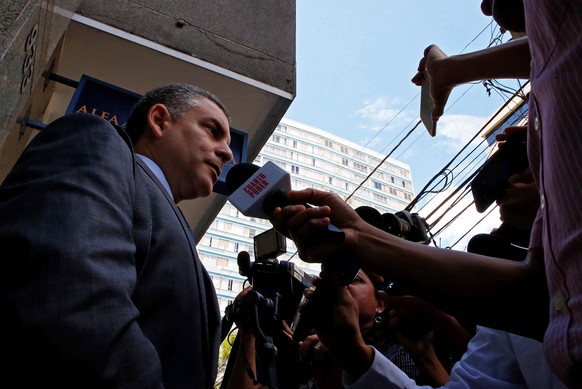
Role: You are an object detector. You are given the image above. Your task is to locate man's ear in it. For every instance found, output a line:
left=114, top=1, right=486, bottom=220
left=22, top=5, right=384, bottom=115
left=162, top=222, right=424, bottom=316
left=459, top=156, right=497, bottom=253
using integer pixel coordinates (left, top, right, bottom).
left=146, top=103, right=172, bottom=139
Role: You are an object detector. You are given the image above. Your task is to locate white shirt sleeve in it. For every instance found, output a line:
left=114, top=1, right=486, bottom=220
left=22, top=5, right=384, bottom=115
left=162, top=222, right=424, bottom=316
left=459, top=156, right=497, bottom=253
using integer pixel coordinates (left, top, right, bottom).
left=342, top=326, right=561, bottom=389
left=342, top=347, right=431, bottom=389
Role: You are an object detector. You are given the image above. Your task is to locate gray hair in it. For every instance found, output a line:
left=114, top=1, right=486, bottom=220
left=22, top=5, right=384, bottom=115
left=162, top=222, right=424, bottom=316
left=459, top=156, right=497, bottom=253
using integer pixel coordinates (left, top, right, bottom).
left=124, top=83, right=230, bottom=145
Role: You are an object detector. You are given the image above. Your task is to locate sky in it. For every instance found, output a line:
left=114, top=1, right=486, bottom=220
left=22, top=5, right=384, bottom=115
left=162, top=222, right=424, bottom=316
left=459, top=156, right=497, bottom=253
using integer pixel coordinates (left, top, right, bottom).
left=283, top=1, right=525, bottom=250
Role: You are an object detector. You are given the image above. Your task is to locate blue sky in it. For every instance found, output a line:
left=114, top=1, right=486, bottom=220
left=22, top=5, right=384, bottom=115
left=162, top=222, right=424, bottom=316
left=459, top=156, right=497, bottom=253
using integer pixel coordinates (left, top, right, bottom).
left=284, top=1, right=525, bottom=248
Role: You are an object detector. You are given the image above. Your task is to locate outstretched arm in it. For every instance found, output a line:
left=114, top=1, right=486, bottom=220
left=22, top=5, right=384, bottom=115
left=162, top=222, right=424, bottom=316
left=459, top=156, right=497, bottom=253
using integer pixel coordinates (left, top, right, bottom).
left=411, top=38, right=530, bottom=122
left=270, top=188, right=548, bottom=341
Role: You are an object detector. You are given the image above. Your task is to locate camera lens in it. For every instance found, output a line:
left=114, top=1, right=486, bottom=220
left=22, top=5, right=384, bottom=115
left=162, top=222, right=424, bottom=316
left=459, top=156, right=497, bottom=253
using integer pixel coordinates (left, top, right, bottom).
left=382, top=213, right=411, bottom=237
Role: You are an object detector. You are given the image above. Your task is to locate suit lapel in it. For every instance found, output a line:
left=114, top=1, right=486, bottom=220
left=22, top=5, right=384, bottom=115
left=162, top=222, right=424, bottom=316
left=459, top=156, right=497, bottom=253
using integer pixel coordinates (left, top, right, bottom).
left=135, top=158, right=212, bottom=360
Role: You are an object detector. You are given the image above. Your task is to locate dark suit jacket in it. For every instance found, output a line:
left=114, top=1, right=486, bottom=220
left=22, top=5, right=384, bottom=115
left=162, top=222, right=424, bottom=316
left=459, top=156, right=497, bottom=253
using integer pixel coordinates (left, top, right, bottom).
left=0, top=113, right=221, bottom=388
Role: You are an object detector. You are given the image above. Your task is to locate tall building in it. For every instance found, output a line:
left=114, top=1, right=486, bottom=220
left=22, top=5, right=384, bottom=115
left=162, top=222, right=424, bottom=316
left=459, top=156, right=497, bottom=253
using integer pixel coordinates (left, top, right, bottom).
left=198, top=117, right=416, bottom=314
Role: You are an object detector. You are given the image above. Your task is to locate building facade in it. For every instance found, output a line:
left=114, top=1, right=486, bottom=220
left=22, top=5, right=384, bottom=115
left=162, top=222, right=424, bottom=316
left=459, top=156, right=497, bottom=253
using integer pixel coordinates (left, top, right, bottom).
left=199, top=117, right=416, bottom=314
left=0, top=1, right=296, bottom=239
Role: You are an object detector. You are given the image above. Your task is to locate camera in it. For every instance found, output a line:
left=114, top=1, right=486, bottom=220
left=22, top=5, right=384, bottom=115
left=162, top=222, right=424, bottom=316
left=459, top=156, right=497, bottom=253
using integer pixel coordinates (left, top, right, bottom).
left=238, top=228, right=314, bottom=312
left=223, top=228, right=315, bottom=388
left=355, top=206, right=430, bottom=244
left=383, top=210, right=430, bottom=244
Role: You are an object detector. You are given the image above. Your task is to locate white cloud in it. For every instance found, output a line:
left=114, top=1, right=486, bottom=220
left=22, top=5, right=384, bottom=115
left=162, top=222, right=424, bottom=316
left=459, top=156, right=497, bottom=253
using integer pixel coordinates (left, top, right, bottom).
left=436, top=114, right=488, bottom=150
left=355, top=97, right=415, bottom=131
left=353, top=100, right=489, bottom=157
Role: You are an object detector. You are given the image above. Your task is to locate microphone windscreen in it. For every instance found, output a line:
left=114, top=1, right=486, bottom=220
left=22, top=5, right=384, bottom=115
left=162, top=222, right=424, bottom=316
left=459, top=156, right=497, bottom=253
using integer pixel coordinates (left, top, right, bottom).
left=237, top=250, right=251, bottom=276
left=226, top=163, right=260, bottom=194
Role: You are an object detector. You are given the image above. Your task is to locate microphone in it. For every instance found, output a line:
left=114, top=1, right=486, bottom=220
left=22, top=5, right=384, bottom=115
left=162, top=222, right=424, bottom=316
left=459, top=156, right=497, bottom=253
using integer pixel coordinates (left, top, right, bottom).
left=226, top=161, right=345, bottom=244
left=237, top=250, right=251, bottom=277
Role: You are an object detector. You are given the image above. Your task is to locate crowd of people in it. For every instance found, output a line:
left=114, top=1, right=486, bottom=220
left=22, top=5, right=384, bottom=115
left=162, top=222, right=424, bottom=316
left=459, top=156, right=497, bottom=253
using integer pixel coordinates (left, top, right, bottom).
left=1, top=0, right=581, bottom=388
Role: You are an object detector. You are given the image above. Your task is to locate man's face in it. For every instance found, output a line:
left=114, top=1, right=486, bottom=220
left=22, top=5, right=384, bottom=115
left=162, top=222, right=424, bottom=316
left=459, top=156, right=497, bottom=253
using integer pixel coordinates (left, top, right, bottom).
left=481, top=0, right=526, bottom=33
left=160, top=97, right=233, bottom=202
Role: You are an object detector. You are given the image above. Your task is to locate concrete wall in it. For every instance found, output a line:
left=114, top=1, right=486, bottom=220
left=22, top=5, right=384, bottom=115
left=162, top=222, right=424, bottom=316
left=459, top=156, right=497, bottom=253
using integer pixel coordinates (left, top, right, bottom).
left=0, top=0, right=82, bottom=162
left=76, top=0, right=296, bottom=95
left=0, top=0, right=296, bottom=181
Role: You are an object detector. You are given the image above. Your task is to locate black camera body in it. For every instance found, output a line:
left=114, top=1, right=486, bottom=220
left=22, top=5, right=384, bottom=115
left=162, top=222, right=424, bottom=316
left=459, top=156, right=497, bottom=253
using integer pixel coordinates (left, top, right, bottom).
left=383, top=210, right=430, bottom=244
left=224, top=228, right=315, bottom=388
left=237, top=229, right=314, bottom=322
left=355, top=206, right=430, bottom=244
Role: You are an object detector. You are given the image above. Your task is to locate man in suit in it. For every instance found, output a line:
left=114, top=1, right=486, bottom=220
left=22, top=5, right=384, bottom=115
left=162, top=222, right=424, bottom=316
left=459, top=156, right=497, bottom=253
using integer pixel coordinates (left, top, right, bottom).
left=0, top=84, right=233, bottom=388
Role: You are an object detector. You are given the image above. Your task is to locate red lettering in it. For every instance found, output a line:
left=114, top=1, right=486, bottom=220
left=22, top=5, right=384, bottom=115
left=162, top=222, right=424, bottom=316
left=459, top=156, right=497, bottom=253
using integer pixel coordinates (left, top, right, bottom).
left=243, top=187, right=256, bottom=198
left=243, top=173, right=270, bottom=198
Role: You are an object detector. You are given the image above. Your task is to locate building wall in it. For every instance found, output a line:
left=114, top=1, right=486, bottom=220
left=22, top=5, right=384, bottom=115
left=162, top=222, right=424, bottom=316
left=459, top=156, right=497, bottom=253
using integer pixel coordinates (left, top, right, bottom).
left=0, top=0, right=82, bottom=160
left=200, top=118, right=416, bottom=315
left=76, top=0, right=296, bottom=95
left=0, top=1, right=296, bottom=182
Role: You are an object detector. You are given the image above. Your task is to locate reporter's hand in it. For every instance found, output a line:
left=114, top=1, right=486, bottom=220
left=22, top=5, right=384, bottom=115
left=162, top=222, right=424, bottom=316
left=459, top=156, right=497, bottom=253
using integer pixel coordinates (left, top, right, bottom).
left=299, top=274, right=374, bottom=380
left=494, top=125, right=527, bottom=144
left=232, top=286, right=255, bottom=332
left=411, top=44, right=453, bottom=122
left=269, top=189, right=367, bottom=263
left=496, top=167, right=539, bottom=231
left=494, top=125, right=539, bottom=231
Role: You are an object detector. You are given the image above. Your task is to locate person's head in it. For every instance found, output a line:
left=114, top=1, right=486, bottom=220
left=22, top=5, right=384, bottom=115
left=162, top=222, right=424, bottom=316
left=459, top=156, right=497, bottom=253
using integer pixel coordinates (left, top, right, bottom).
left=347, top=269, right=386, bottom=332
left=480, top=0, right=526, bottom=33
left=125, top=83, right=234, bottom=202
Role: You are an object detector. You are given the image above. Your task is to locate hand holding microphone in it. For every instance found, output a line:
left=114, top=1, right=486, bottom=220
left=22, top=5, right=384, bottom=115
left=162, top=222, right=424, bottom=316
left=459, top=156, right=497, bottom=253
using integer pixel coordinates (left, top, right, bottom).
left=226, top=161, right=345, bottom=245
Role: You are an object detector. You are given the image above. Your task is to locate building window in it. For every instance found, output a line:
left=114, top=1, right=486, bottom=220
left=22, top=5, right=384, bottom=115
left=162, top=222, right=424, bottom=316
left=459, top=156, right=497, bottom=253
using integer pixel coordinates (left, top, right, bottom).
left=312, top=158, right=316, bottom=166
left=373, top=193, right=387, bottom=203
left=328, top=176, right=333, bottom=184
left=389, top=187, right=397, bottom=196
left=342, top=157, right=349, bottom=166
left=293, top=140, right=297, bottom=148
left=402, top=180, right=406, bottom=188
left=218, top=238, right=229, bottom=249
left=373, top=181, right=382, bottom=190
left=273, top=135, right=280, bottom=143
left=353, top=162, right=368, bottom=172
left=325, top=139, right=333, bottom=148
left=391, top=176, right=395, bottom=184
left=227, top=279, right=233, bottom=291
left=340, top=146, right=348, bottom=154
left=292, top=165, right=299, bottom=174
